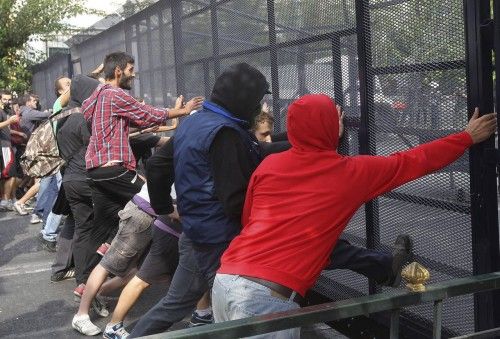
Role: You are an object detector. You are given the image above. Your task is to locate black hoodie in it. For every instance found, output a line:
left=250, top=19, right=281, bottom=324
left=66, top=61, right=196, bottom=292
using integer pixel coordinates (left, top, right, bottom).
left=56, top=75, right=100, bottom=182
left=210, top=63, right=270, bottom=123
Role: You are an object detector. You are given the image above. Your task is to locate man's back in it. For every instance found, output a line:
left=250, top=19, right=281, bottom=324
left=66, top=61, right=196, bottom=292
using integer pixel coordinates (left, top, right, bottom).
left=57, top=113, right=90, bottom=182
left=82, top=84, right=168, bottom=171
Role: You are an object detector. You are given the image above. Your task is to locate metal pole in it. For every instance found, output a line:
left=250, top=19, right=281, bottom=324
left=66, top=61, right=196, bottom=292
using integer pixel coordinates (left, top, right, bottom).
left=209, top=0, right=220, bottom=77
left=267, top=0, right=282, bottom=132
left=390, top=309, right=400, bottom=339
left=463, top=0, right=500, bottom=331
left=171, top=0, right=186, bottom=95
left=355, top=0, right=381, bottom=296
left=433, top=300, right=443, bottom=339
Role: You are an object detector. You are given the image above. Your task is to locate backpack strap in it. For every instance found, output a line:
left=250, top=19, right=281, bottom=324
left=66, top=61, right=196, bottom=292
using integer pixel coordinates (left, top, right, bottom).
left=50, top=107, right=81, bottom=121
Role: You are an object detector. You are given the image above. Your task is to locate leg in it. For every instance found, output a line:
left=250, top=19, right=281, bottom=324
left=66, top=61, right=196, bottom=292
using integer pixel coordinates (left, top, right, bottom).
left=3, top=177, right=15, bottom=201
left=327, top=236, right=412, bottom=286
left=196, top=291, right=210, bottom=310
left=18, top=179, right=39, bottom=205
left=109, top=227, right=178, bottom=325
left=129, top=234, right=208, bottom=337
left=51, top=214, right=75, bottom=278
left=34, top=175, right=53, bottom=218
left=99, top=268, right=137, bottom=296
left=40, top=211, right=63, bottom=242
left=327, top=238, right=393, bottom=284
left=189, top=291, right=213, bottom=327
left=110, top=275, right=150, bottom=325
left=64, top=180, right=96, bottom=285
left=40, top=174, right=60, bottom=223
left=76, top=264, right=109, bottom=316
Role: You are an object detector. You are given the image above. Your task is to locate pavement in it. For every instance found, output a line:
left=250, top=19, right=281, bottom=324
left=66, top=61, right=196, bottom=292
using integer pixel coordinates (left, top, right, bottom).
left=0, top=209, right=346, bottom=338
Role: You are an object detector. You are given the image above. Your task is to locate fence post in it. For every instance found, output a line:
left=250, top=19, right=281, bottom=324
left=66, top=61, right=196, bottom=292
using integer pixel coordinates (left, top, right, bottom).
left=463, top=0, right=500, bottom=332
left=355, top=0, right=381, bottom=296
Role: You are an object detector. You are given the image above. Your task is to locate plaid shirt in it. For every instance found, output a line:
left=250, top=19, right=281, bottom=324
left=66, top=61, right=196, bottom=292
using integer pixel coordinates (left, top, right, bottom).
left=82, top=84, right=169, bottom=171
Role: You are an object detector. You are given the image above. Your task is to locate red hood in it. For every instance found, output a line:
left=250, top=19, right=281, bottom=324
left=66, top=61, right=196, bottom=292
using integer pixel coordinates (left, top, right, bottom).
left=287, top=94, right=339, bottom=152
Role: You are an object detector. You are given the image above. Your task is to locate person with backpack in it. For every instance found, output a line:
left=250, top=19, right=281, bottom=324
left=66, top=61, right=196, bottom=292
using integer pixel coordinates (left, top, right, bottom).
left=51, top=74, right=101, bottom=284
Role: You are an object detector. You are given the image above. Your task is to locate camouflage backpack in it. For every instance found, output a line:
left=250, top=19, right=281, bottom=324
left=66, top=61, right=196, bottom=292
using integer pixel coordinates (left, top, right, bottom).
left=21, top=108, right=80, bottom=178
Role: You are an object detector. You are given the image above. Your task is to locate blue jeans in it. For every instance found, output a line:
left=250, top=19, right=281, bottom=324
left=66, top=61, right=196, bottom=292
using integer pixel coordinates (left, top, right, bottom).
left=34, top=172, right=62, bottom=223
left=41, top=211, right=63, bottom=242
left=212, top=273, right=300, bottom=338
left=38, top=172, right=63, bottom=242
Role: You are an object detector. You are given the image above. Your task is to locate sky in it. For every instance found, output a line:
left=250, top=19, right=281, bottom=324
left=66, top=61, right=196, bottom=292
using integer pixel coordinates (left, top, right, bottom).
left=29, top=0, right=128, bottom=56
left=66, top=0, right=128, bottom=28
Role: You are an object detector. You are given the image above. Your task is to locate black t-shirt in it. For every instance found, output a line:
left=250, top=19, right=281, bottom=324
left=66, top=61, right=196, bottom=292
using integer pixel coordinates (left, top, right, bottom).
left=130, top=133, right=161, bottom=162
left=0, top=109, right=12, bottom=147
left=56, top=113, right=90, bottom=182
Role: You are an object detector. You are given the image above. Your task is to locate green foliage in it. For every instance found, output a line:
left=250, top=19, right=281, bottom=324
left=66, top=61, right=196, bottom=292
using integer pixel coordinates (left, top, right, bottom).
left=0, top=0, right=98, bottom=93
left=0, top=49, right=38, bottom=94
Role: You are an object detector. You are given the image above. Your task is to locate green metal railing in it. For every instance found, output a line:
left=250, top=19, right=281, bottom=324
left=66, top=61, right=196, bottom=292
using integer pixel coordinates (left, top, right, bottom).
left=142, top=272, right=500, bottom=339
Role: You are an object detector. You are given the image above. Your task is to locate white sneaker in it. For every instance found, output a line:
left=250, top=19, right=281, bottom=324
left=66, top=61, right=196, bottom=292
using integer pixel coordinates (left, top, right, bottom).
left=13, top=202, right=28, bottom=215
left=72, top=314, right=101, bottom=336
left=30, top=214, right=42, bottom=224
left=91, top=295, right=109, bottom=317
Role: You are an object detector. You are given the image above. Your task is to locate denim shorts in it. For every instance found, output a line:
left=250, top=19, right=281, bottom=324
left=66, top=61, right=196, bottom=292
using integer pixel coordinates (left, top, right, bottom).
left=100, top=201, right=153, bottom=277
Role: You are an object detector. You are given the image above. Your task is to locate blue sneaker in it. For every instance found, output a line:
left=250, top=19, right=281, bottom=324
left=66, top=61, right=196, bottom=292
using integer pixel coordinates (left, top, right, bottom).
left=188, top=311, right=213, bottom=327
left=103, top=321, right=129, bottom=339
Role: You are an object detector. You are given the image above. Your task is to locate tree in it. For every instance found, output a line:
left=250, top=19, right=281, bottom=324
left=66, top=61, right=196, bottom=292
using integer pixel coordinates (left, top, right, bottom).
left=0, top=0, right=98, bottom=93
left=121, top=0, right=157, bottom=18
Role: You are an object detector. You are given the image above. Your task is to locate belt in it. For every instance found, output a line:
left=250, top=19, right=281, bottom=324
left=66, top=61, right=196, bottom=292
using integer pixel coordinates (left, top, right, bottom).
left=242, top=276, right=303, bottom=303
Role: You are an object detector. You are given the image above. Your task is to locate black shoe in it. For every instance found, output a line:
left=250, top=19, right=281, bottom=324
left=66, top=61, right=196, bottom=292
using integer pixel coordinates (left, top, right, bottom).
left=189, top=311, right=213, bottom=327
left=38, top=234, right=57, bottom=252
left=51, top=268, right=75, bottom=282
left=385, top=234, right=413, bottom=287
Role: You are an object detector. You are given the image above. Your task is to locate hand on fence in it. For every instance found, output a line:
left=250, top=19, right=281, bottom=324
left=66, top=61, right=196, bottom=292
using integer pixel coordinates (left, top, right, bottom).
left=184, top=96, right=204, bottom=113
left=465, top=107, right=497, bottom=144
left=174, top=95, right=184, bottom=110
left=337, top=104, right=345, bottom=138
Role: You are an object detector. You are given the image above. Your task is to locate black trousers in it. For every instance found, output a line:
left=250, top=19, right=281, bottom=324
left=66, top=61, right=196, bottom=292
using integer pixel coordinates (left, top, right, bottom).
left=63, top=180, right=96, bottom=285
left=51, top=214, right=75, bottom=276
left=86, top=166, right=144, bottom=274
left=327, top=238, right=393, bottom=284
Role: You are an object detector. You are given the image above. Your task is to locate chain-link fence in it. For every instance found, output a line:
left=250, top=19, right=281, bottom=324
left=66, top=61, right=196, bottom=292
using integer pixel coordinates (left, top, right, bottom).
left=31, top=0, right=499, bottom=337
left=31, top=53, right=71, bottom=110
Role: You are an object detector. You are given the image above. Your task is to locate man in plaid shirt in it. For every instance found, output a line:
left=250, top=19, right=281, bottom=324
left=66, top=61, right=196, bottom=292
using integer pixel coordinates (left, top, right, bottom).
left=73, top=52, right=202, bottom=326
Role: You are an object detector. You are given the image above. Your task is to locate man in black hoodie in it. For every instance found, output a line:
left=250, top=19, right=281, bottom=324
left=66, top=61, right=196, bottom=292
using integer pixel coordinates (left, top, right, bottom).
left=130, top=63, right=267, bottom=337
left=55, top=75, right=102, bottom=293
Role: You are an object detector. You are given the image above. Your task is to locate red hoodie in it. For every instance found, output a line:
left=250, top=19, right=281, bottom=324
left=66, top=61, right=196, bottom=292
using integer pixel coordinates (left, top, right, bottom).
left=218, top=94, right=473, bottom=297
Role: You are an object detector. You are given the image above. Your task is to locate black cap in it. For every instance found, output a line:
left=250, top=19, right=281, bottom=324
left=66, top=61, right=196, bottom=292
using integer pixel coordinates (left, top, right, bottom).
left=210, top=63, right=270, bottom=123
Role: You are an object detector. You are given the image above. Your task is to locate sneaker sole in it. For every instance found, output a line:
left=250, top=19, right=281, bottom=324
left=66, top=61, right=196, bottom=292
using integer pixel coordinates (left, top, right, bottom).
left=72, top=322, right=101, bottom=336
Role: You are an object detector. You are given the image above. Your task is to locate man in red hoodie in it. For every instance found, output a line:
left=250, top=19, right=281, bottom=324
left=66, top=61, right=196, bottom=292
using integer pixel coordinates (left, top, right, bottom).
left=213, top=94, right=496, bottom=337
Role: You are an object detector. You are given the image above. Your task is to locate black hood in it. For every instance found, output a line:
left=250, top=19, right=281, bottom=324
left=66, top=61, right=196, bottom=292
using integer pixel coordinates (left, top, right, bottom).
left=67, top=75, right=100, bottom=109
left=210, top=63, right=270, bottom=123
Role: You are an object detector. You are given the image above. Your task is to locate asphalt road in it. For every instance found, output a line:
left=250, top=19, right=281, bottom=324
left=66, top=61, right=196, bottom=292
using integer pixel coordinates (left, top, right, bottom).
left=0, top=211, right=174, bottom=338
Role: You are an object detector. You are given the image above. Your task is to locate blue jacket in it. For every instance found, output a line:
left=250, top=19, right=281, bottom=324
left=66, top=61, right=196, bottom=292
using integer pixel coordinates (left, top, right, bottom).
left=174, top=101, right=261, bottom=244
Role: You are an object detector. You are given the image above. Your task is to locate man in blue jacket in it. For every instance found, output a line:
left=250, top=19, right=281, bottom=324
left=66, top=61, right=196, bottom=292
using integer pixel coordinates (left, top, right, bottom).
left=130, top=63, right=268, bottom=336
